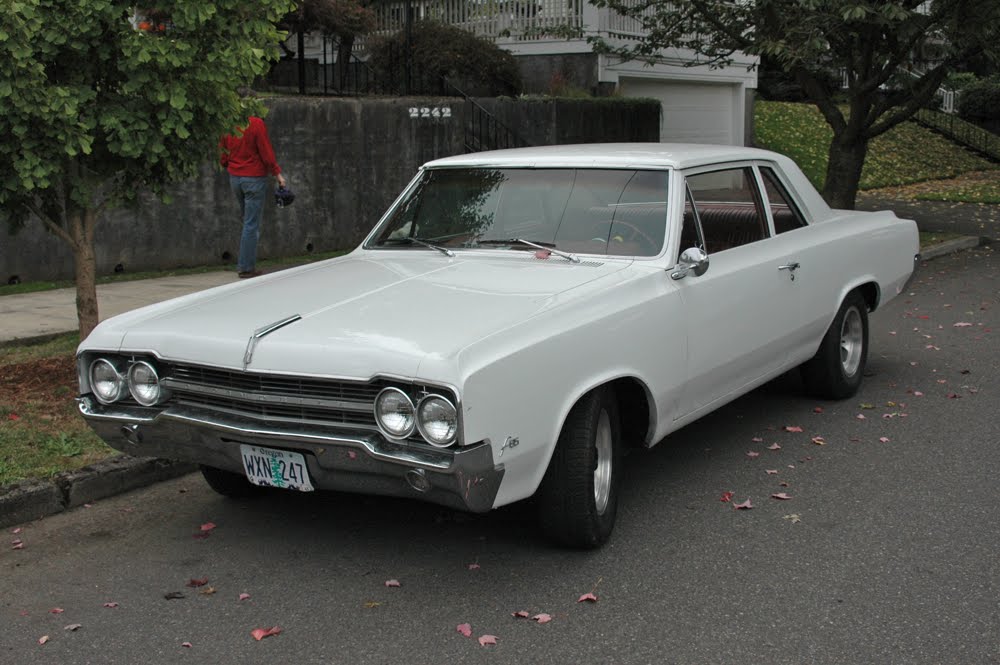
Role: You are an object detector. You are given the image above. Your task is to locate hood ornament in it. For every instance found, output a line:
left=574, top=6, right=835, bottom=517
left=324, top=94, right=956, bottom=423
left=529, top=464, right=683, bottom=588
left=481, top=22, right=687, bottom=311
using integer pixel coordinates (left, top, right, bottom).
left=243, top=314, right=302, bottom=370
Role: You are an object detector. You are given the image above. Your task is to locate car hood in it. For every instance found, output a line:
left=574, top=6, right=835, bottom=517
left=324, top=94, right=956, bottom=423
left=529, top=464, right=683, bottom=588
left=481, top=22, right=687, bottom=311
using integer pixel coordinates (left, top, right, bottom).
left=91, top=252, right=631, bottom=379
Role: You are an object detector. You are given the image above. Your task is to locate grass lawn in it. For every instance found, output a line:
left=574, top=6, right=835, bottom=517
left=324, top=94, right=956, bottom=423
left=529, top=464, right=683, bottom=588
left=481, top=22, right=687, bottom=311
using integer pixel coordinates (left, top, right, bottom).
left=754, top=101, right=999, bottom=192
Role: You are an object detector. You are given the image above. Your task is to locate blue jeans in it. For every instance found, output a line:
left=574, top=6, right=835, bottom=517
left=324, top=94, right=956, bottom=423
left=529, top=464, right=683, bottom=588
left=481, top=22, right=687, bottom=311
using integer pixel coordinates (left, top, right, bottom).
left=230, top=175, right=268, bottom=272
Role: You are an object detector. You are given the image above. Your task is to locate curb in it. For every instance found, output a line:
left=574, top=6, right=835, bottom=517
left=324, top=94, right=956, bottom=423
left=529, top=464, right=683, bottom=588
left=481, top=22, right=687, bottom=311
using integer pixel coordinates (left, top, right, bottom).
left=0, top=235, right=986, bottom=529
left=0, top=456, right=196, bottom=529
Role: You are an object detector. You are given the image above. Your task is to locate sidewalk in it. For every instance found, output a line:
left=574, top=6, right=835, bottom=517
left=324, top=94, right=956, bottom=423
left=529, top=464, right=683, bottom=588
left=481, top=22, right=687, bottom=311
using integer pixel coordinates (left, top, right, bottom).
left=0, top=271, right=239, bottom=344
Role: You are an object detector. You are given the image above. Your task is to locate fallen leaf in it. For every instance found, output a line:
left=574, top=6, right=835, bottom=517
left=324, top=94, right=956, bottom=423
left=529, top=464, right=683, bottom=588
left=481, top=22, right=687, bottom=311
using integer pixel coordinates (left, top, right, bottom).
left=512, top=610, right=530, bottom=618
left=771, top=493, right=793, bottom=500
left=467, top=563, right=480, bottom=570
left=64, top=624, right=82, bottom=632
left=198, top=586, right=217, bottom=596
left=384, top=579, right=401, bottom=588
left=813, top=407, right=824, bottom=413
left=947, top=393, right=961, bottom=399
left=186, top=578, right=208, bottom=588
left=347, top=450, right=357, bottom=460
left=200, top=522, right=217, bottom=532
left=751, top=437, right=764, bottom=442
left=8, top=413, right=20, bottom=421
left=578, top=592, right=599, bottom=603
left=164, top=592, right=185, bottom=600
left=250, top=626, right=282, bottom=641
left=457, top=623, right=472, bottom=637
left=38, top=636, right=49, bottom=645
left=103, top=602, right=119, bottom=609
left=746, top=451, right=761, bottom=458
left=953, top=322, right=973, bottom=327
left=856, top=414, right=866, bottom=420
left=363, top=601, right=381, bottom=609
left=181, top=642, right=193, bottom=648
left=720, top=490, right=734, bottom=503
left=811, top=436, right=826, bottom=445
left=734, top=499, right=753, bottom=510
left=784, top=425, right=803, bottom=433
left=879, top=437, right=890, bottom=443
left=859, top=403, right=874, bottom=409
left=238, top=593, right=251, bottom=602
left=767, top=443, right=781, bottom=450
left=478, top=635, right=498, bottom=646
left=532, top=613, right=553, bottom=624
left=783, top=514, right=801, bottom=524
left=765, top=469, right=778, bottom=475
left=49, top=608, right=64, bottom=614
left=11, top=527, right=21, bottom=534
left=12, top=540, right=24, bottom=550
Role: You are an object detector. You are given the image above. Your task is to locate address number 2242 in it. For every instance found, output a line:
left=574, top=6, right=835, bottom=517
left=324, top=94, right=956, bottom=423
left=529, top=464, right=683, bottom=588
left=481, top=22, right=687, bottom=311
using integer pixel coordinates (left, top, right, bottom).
left=409, top=107, right=452, bottom=119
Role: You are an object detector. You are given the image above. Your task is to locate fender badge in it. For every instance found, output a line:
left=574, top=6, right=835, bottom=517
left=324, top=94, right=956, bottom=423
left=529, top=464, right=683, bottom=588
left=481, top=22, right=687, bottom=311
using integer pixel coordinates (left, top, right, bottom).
left=499, top=436, right=519, bottom=458
left=243, top=314, right=302, bottom=370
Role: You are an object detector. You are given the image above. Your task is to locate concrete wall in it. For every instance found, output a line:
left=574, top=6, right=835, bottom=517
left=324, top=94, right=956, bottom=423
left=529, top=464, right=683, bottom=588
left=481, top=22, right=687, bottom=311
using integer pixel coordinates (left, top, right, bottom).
left=2, top=96, right=658, bottom=282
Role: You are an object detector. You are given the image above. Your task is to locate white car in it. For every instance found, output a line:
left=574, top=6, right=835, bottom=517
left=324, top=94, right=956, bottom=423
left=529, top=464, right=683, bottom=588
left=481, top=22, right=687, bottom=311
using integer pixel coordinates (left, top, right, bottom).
left=77, top=144, right=919, bottom=547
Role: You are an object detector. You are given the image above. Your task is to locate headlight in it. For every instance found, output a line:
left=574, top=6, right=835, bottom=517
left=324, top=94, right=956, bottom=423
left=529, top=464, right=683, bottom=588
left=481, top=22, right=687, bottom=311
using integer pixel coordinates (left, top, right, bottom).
left=127, top=360, right=167, bottom=406
left=375, top=387, right=416, bottom=439
left=416, top=394, right=458, bottom=447
left=89, top=358, right=126, bottom=404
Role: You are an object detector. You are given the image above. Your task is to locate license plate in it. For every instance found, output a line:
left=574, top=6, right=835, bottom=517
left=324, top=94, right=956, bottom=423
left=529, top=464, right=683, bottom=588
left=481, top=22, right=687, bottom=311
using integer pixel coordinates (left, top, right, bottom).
left=240, top=444, right=314, bottom=492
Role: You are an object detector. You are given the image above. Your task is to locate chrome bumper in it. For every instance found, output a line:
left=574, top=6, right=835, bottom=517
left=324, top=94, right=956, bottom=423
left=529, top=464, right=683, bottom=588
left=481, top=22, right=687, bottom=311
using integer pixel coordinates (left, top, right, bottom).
left=78, top=397, right=503, bottom=513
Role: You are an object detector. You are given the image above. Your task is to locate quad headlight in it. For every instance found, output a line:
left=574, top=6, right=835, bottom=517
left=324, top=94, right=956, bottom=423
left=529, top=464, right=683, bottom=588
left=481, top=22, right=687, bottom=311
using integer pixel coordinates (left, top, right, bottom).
left=375, top=387, right=416, bottom=439
left=127, top=360, right=168, bottom=406
left=416, top=395, right=458, bottom=447
left=89, top=358, right=126, bottom=404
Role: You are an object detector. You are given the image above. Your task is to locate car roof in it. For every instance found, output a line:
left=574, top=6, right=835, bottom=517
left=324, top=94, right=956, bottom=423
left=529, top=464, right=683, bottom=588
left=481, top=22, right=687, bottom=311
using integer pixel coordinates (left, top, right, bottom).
left=423, top=143, right=785, bottom=170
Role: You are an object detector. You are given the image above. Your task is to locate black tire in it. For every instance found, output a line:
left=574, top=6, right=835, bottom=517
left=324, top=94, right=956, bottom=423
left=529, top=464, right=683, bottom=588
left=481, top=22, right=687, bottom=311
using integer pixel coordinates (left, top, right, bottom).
left=801, top=290, right=869, bottom=399
left=200, top=465, right=265, bottom=498
left=536, top=387, right=622, bottom=549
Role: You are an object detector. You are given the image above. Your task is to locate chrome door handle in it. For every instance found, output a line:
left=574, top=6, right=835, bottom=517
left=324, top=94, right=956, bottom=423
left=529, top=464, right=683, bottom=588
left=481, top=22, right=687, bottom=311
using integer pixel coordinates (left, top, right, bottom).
left=778, top=262, right=800, bottom=280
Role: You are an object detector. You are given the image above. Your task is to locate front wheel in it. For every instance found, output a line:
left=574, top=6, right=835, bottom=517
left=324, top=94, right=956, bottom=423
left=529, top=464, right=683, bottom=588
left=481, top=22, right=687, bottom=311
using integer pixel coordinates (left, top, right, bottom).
left=801, top=290, right=869, bottom=399
left=536, top=387, right=622, bottom=549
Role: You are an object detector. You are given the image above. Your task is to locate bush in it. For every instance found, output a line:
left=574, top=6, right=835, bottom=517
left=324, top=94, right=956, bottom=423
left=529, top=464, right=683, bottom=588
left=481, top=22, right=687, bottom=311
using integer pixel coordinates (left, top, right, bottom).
left=367, top=21, right=522, bottom=97
left=958, top=77, right=1000, bottom=122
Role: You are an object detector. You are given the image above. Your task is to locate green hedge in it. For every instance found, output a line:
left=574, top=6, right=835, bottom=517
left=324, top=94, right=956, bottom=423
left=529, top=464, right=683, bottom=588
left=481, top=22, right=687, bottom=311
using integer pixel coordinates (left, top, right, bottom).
left=958, top=77, right=1000, bottom=122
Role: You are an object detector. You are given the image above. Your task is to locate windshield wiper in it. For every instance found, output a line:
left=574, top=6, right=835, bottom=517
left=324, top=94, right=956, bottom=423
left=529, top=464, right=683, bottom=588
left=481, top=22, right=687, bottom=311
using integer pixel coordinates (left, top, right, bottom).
left=476, top=238, right=579, bottom=264
left=380, top=236, right=454, bottom=257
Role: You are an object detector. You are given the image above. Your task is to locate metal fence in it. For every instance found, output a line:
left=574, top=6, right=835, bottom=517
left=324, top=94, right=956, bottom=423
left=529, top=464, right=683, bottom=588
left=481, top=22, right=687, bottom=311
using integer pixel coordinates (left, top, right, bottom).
left=914, top=109, right=1000, bottom=162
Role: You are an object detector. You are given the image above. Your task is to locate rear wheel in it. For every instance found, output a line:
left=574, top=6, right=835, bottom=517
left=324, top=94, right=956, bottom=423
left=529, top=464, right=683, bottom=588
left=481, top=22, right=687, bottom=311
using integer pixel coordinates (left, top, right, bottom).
left=536, top=387, right=622, bottom=549
left=200, top=465, right=265, bottom=498
left=801, top=290, right=869, bottom=399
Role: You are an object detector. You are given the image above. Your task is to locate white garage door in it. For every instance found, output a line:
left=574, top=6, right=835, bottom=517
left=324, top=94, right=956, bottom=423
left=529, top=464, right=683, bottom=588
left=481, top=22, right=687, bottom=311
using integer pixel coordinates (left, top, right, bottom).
left=621, top=78, right=740, bottom=145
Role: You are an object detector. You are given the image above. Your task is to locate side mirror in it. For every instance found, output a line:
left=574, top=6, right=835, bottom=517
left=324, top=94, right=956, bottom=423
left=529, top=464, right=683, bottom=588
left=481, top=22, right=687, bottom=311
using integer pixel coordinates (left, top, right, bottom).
left=670, top=247, right=709, bottom=281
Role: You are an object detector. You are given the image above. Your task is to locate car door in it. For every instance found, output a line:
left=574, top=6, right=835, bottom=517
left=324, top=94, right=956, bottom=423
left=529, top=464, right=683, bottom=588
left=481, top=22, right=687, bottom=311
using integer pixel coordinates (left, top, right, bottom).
left=673, top=165, right=802, bottom=418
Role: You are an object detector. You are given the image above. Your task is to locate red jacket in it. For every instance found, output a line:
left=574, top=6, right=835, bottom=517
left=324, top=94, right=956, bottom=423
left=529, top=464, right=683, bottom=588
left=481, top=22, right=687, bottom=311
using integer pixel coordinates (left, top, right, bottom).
left=219, top=117, right=282, bottom=177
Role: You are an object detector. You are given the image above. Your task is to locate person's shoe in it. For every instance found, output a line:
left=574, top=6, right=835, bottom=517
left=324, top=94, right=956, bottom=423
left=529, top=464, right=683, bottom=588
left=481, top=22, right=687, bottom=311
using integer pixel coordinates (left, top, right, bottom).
left=238, top=270, right=264, bottom=279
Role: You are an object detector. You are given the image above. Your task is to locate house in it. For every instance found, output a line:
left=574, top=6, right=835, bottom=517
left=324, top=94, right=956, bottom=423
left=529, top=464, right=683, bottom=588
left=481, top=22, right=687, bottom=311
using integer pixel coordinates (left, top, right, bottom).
left=287, top=0, right=758, bottom=146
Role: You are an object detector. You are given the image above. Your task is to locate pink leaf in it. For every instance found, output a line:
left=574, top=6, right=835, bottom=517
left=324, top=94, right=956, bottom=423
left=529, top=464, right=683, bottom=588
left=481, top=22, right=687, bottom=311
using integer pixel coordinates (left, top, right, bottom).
left=953, top=322, right=973, bottom=327
left=64, top=623, right=82, bottom=632
left=347, top=450, right=357, bottom=460
left=879, top=437, right=890, bottom=443
left=181, top=642, right=193, bottom=648
left=751, top=437, right=763, bottom=443
left=200, top=522, right=217, bottom=532
left=512, top=610, right=530, bottom=618
left=534, top=249, right=551, bottom=259
left=478, top=634, right=498, bottom=647
left=771, top=493, right=792, bottom=500
left=767, top=443, right=781, bottom=450
left=914, top=391, right=924, bottom=397
left=532, top=613, right=553, bottom=624
left=50, top=608, right=64, bottom=614
left=250, top=626, right=282, bottom=641
left=38, top=636, right=49, bottom=645
left=784, top=425, right=803, bottom=433
left=765, top=469, right=778, bottom=475
left=578, top=592, right=599, bottom=603
left=733, top=499, right=753, bottom=510
left=186, top=577, right=208, bottom=588
left=720, top=491, right=734, bottom=503
left=103, top=602, right=119, bottom=609
left=813, top=406, right=824, bottom=413
left=384, top=579, right=401, bottom=588
left=856, top=414, right=866, bottom=420
left=467, top=563, right=480, bottom=570
left=12, top=527, right=22, bottom=534
left=457, top=623, right=473, bottom=637
left=811, top=436, right=826, bottom=445
left=8, top=413, right=20, bottom=421
left=746, top=451, right=761, bottom=458
left=12, top=540, right=24, bottom=550
left=239, top=593, right=251, bottom=601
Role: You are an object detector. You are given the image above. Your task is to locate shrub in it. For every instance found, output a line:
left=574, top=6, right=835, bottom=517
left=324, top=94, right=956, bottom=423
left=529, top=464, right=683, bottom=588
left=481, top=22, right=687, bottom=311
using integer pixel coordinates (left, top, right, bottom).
left=367, top=21, right=522, bottom=97
left=958, top=77, right=1000, bottom=122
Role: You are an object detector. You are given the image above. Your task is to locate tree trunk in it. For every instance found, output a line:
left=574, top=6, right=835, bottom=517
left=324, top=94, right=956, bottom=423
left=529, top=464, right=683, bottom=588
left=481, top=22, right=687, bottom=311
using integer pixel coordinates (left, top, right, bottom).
left=70, top=209, right=99, bottom=339
left=821, top=132, right=869, bottom=210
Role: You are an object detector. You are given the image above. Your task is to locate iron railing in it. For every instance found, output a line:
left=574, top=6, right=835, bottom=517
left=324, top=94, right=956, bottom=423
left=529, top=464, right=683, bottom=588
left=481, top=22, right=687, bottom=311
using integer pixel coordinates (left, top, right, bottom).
left=914, top=109, right=1000, bottom=162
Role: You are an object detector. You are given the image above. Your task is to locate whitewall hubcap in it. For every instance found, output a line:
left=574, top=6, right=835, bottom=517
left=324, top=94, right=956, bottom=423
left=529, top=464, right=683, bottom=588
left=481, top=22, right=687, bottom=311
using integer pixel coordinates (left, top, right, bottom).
left=593, top=409, right=613, bottom=514
left=840, top=306, right=864, bottom=377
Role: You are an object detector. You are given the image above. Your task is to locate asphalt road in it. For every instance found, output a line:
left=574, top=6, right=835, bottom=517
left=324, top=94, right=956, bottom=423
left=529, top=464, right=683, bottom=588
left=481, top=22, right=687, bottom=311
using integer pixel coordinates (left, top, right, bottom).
left=2, top=248, right=998, bottom=665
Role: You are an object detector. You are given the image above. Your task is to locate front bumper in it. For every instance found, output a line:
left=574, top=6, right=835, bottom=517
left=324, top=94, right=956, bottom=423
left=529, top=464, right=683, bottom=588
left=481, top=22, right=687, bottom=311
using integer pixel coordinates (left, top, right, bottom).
left=78, top=397, right=503, bottom=512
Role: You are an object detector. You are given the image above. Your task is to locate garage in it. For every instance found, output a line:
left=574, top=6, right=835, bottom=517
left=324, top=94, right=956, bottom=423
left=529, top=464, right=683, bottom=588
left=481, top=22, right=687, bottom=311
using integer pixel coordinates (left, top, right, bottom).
left=620, top=78, right=743, bottom=146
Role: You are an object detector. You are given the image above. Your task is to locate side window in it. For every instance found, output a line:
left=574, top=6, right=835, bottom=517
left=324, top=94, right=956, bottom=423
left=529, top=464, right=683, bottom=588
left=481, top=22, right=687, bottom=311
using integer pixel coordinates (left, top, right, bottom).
left=760, top=167, right=808, bottom=233
left=686, top=167, right=768, bottom=254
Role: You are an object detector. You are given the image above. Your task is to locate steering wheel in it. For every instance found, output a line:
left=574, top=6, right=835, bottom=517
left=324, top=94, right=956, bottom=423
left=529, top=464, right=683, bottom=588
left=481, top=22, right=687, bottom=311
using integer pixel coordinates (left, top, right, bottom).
left=590, top=220, right=659, bottom=253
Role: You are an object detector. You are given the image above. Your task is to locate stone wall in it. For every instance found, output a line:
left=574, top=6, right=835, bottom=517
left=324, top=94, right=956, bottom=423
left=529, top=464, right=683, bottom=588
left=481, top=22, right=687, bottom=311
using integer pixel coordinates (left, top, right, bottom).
left=2, top=96, right=659, bottom=282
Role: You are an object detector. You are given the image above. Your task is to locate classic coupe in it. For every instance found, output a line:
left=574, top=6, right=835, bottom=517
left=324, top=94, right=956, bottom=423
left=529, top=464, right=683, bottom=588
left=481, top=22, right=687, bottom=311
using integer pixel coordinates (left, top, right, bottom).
left=77, top=144, right=919, bottom=547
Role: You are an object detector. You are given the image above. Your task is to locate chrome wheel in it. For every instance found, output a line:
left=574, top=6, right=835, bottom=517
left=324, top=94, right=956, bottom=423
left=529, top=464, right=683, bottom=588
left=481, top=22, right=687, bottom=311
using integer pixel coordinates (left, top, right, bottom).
left=593, top=408, right=613, bottom=515
left=840, top=306, right=864, bottom=377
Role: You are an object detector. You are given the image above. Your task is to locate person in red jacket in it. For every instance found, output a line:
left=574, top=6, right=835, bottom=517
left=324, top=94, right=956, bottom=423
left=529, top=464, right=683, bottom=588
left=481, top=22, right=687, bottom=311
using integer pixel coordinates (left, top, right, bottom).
left=219, top=116, right=287, bottom=278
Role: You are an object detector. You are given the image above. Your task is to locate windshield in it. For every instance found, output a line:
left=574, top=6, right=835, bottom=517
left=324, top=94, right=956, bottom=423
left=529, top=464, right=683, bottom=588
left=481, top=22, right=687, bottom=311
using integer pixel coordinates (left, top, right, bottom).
left=369, top=168, right=669, bottom=257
